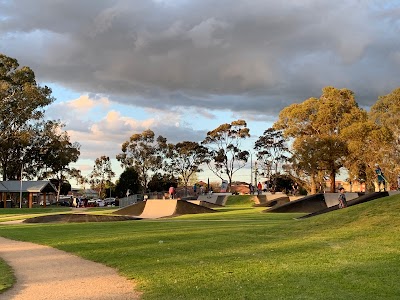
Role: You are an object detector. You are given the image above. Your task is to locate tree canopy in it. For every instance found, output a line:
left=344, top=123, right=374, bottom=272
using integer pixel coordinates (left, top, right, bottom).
left=116, top=129, right=167, bottom=192
left=202, top=119, right=250, bottom=190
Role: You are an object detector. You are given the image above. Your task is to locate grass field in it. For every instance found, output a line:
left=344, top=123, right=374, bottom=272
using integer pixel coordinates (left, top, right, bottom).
left=1, top=194, right=400, bottom=299
left=0, top=258, right=14, bottom=293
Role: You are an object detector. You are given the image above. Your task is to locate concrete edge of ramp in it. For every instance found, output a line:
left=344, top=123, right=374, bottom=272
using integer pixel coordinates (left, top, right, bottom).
left=197, top=193, right=230, bottom=205
left=113, top=201, right=146, bottom=216
left=138, top=200, right=177, bottom=218
left=253, top=197, right=290, bottom=207
left=265, top=193, right=327, bottom=213
left=188, top=200, right=223, bottom=208
left=323, top=192, right=359, bottom=207
left=116, top=199, right=216, bottom=219
left=298, top=192, right=390, bottom=219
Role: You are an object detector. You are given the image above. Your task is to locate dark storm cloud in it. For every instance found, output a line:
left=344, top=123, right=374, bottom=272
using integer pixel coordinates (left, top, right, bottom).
left=1, top=0, right=400, bottom=114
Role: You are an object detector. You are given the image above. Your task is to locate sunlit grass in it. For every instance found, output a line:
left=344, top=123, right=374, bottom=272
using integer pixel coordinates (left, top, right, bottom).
left=1, top=195, right=400, bottom=299
left=0, top=258, right=14, bottom=293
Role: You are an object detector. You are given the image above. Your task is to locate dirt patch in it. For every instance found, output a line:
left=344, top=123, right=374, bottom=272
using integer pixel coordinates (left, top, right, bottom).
left=23, top=214, right=141, bottom=223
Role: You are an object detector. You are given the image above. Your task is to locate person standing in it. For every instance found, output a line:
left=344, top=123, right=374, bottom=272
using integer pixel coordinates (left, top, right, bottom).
left=375, top=164, right=386, bottom=192
left=338, top=187, right=347, bottom=208
left=249, top=183, right=254, bottom=195
left=257, top=182, right=262, bottom=195
left=193, top=184, right=197, bottom=195
left=168, top=186, right=175, bottom=199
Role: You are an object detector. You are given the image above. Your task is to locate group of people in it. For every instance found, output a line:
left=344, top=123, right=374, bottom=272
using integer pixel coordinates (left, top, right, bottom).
left=248, top=182, right=264, bottom=195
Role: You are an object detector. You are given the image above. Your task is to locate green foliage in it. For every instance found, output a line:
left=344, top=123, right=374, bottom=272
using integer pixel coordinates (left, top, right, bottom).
left=369, top=87, right=400, bottom=184
left=0, top=54, right=80, bottom=181
left=165, top=141, right=207, bottom=189
left=114, top=167, right=141, bottom=197
left=274, top=87, right=367, bottom=193
left=147, top=172, right=178, bottom=192
left=90, top=156, right=115, bottom=199
left=202, top=119, right=250, bottom=188
left=116, top=129, right=167, bottom=192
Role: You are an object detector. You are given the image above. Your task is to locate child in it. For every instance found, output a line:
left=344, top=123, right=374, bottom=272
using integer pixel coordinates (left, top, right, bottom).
left=338, top=187, right=347, bottom=209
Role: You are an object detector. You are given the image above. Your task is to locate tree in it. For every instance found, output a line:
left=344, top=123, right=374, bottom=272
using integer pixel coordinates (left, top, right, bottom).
left=114, top=167, right=141, bottom=198
left=342, top=119, right=394, bottom=191
left=0, top=54, right=54, bottom=180
left=147, top=173, right=178, bottom=193
left=274, top=87, right=365, bottom=193
left=37, top=121, right=80, bottom=200
left=90, top=156, right=115, bottom=199
left=254, top=128, right=289, bottom=191
left=202, top=120, right=250, bottom=190
left=165, top=141, right=207, bottom=195
left=116, top=129, right=167, bottom=192
left=369, top=87, right=400, bottom=185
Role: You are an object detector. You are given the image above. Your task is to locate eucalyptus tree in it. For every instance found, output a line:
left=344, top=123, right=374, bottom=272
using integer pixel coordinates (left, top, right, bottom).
left=202, top=120, right=250, bottom=190
left=116, top=129, right=167, bottom=192
left=38, top=121, right=81, bottom=200
left=274, top=87, right=365, bottom=193
left=90, top=156, right=115, bottom=199
left=166, top=141, right=208, bottom=195
left=254, top=128, right=289, bottom=190
left=0, top=53, right=54, bottom=180
left=369, top=87, right=400, bottom=184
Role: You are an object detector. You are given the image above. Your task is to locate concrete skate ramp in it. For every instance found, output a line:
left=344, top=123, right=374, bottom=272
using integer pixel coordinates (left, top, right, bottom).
left=323, top=192, right=359, bottom=207
left=115, top=199, right=216, bottom=219
left=254, top=196, right=290, bottom=207
left=299, top=192, right=390, bottom=219
left=139, top=200, right=177, bottom=218
left=113, top=201, right=146, bottom=216
left=265, top=193, right=326, bottom=213
left=197, top=193, right=230, bottom=205
left=188, top=200, right=223, bottom=208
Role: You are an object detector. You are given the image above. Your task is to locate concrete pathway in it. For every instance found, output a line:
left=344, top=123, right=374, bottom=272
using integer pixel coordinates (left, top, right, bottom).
left=0, top=237, right=141, bottom=300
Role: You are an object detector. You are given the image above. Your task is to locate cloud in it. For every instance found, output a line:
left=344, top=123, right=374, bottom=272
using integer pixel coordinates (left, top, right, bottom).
left=1, top=0, right=399, bottom=115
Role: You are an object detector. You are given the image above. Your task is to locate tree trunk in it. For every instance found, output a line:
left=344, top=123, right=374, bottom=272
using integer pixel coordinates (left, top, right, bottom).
left=310, top=173, right=317, bottom=194
left=329, top=170, right=336, bottom=193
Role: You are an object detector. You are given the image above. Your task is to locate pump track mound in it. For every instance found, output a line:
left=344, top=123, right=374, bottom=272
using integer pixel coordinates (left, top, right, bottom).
left=114, top=199, right=216, bottom=219
left=23, top=214, right=141, bottom=223
left=298, top=191, right=392, bottom=219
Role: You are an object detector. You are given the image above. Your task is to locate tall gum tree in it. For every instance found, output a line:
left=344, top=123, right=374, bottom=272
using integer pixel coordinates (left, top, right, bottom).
left=0, top=54, right=54, bottom=180
left=254, top=128, right=289, bottom=190
left=369, top=87, right=400, bottom=184
left=274, top=87, right=365, bottom=193
left=165, top=141, right=208, bottom=195
left=116, top=129, right=167, bottom=192
left=202, top=120, right=250, bottom=190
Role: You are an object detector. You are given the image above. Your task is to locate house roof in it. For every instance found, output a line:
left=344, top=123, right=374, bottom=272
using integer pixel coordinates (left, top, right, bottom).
left=0, top=181, right=57, bottom=193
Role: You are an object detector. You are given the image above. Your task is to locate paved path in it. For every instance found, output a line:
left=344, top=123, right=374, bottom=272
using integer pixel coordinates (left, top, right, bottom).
left=0, top=237, right=141, bottom=300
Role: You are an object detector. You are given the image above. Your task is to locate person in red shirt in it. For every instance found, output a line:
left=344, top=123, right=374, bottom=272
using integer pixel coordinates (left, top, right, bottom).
left=257, top=182, right=262, bottom=195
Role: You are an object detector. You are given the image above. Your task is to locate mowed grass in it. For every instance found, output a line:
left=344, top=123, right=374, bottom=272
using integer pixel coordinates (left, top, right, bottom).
left=0, top=207, right=71, bottom=222
left=0, top=258, right=14, bottom=293
left=1, top=195, right=400, bottom=299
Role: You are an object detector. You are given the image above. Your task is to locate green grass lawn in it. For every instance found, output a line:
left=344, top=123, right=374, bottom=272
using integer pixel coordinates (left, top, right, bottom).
left=1, top=195, right=400, bottom=299
left=0, top=258, right=14, bottom=293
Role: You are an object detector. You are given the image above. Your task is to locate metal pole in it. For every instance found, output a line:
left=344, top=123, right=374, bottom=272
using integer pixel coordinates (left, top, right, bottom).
left=250, top=153, right=253, bottom=185
left=19, top=164, right=23, bottom=208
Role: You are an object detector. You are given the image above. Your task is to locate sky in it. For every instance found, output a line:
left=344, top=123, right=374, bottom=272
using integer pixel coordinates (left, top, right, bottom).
left=1, top=0, right=400, bottom=185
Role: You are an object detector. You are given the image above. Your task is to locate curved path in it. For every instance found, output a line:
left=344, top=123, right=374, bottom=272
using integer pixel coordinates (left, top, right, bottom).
left=0, top=236, right=141, bottom=300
